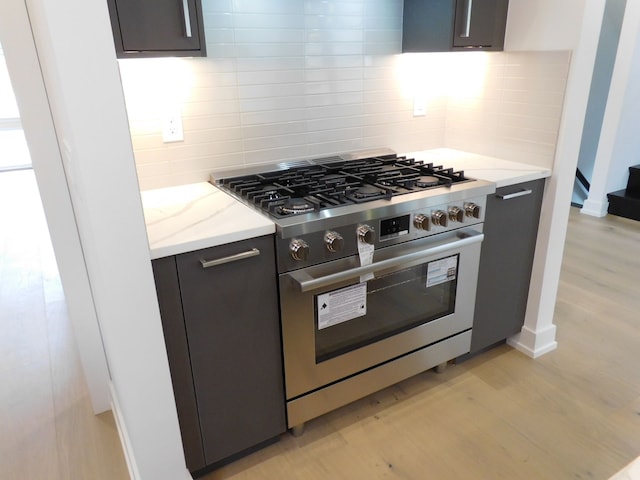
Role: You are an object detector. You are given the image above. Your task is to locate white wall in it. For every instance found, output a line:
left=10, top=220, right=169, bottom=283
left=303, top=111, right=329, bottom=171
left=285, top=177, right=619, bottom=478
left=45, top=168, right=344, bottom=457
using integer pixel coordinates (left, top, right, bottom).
left=1, top=0, right=112, bottom=415
left=583, top=0, right=640, bottom=217
left=576, top=0, right=627, bottom=188
left=507, top=0, right=608, bottom=357
left=123, top=0, right=570, bottom=190
left=3, top=0, right=190, bottom=478
left=505, top=0, right=586, bottom=51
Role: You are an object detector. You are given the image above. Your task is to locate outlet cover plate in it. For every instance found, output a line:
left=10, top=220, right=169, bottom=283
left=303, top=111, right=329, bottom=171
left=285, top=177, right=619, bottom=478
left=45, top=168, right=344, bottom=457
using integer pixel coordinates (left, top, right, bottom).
left=162, top=114, right=184, bottom=143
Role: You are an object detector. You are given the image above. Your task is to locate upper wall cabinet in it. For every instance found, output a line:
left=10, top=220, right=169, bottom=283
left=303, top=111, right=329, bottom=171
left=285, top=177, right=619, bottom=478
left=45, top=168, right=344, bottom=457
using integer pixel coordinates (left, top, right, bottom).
left=106, top=0, right=206, bottom=59
left=402, top=0, right=509, bottom=52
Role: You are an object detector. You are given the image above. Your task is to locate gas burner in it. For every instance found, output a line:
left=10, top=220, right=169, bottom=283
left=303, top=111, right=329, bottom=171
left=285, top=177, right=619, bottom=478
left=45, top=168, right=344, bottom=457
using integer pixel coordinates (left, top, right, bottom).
left=213, top=151, right=476, bottom=219
left=416, top=175, right=440, bottom=188
left=278, top=198, right=316, bottom=215
left=353, top=185, right=386, bottom=199
left=255, top=185, right=282, bottom=200
left=321, top=174, right=347, bottom=185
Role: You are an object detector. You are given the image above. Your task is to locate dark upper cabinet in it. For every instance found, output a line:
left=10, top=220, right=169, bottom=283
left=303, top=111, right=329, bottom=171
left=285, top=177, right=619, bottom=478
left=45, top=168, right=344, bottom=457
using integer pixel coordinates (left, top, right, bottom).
left=106, top=0, right=206, bottom=58
left=402, top=0, right=509, bottom=52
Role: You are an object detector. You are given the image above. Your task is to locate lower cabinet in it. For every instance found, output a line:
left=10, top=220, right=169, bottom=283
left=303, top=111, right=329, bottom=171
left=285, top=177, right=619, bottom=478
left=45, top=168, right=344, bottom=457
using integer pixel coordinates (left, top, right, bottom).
left=470, top=179, right=545, bottom=353
left=152, top=235, right=286, bottom=475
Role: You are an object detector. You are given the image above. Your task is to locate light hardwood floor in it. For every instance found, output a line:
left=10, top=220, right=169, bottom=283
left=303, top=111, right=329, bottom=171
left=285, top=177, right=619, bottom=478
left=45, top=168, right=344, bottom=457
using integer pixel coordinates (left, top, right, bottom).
left=0, top=170, right=128, bottom=480
left=1, top=170, right=639, bottom=480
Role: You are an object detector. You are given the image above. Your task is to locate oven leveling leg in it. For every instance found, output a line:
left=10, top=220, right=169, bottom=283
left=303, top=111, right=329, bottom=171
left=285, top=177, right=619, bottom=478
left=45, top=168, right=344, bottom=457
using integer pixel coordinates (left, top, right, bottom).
left=435, top=361, right=448, bottom=373
left=290, top=424, right=305, bottom=437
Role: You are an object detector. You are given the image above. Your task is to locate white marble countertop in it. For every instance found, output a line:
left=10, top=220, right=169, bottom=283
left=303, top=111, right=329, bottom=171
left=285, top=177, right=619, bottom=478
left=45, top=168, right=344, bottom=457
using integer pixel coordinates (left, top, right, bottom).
left=405, top=148, right=551, bottom=188
left=610, top=456, right=640, bottom=480
left=141, top=182, right=274, bottom=259
left=140, top=149, right=552, bottom=258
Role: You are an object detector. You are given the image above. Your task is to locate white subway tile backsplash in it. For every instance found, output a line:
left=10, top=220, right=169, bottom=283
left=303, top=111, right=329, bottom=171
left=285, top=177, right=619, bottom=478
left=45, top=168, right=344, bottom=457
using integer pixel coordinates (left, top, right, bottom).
left=234, top=28, right=305, bottom=44
left=304, top=1, right=364, bottom=17
left=236, top=57, right=305, bottom=72
left=236, top=69, right=305, bottom=85
left=202, top=0, right=232, bottom=14
left=233, top=14, right=305, bottom=30
left=234, top=0, right=302, bottom=15
left=123, top=1, right=571, bottom=190
left=305, top=43, right=364, bottom=56
left=234, top=43, right=305, bottom=58
left=241, top=108, right=308, bottom=126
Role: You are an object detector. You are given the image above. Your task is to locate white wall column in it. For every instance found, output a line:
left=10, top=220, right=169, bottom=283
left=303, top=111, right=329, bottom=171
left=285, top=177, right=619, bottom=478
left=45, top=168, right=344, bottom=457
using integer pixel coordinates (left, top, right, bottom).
left=0, top=0, right=112, bottom=414
left=508, top=0, right=608, bottom=357
left=2, top=0, right=190, bottom=478
left=582, top=0, right=640, bottom=217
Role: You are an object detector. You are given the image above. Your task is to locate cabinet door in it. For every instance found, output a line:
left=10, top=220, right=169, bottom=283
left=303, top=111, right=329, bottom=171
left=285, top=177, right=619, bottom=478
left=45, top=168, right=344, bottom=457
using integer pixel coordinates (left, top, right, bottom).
left=152, top=257, right=206, bottom=472
left=470, top=179, right=545, bottom=353
left=453, top=0, right=509, bottom=49
left=402, top=0, right=508, bottom=52
left=402, top=0, right=456, bottom=53
left=109, top=0, right=204, bottom=56
left=176, top=236, right=286, bottom=466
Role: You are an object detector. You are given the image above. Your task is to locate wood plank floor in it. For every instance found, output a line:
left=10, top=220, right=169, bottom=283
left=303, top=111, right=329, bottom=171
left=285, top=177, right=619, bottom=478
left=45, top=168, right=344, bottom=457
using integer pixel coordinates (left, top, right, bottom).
left=0, top=170, right=128, bottom=480
left=204, top=208, right=640, bottom=480
left=1, top=170, right=639, bottom=479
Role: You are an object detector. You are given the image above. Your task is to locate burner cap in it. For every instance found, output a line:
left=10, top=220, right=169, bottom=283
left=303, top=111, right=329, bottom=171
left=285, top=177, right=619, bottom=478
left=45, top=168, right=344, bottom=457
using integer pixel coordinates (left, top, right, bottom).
left=256, top=185, right=282, bottom=200
left=416, top=175, right=440, bottom=187
left=354, top=185, right=385, bottom=198
left=279, top=198, right=315, bottom=214
left=321, top=174, right=347, bottom=185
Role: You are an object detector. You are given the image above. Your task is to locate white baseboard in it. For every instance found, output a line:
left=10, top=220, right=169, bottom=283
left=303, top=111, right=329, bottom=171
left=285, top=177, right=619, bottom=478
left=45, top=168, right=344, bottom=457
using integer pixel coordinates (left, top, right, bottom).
left=110, top=382, right=141, bottom=480
left=581, top=198, right=608, bottom=217
left=109, top=383, right=193, bottom=480
left=507, top=324, right=558, bottom=358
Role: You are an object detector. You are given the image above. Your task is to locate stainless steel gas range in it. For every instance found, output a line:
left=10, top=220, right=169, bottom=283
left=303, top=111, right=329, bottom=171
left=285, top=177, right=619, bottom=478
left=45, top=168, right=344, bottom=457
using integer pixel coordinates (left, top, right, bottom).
left=211, top=149, right=496, bottom=434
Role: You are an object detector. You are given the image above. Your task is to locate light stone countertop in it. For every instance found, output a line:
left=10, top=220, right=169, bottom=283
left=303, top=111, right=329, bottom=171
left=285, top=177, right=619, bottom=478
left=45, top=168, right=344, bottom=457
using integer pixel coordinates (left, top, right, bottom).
left=141, top=182, right=275, bottom=260
left=141, top=149, right=552, bottom=258
left=609, top=456, right=640, bottom=480
left=405, top=148, right=552, bottom=188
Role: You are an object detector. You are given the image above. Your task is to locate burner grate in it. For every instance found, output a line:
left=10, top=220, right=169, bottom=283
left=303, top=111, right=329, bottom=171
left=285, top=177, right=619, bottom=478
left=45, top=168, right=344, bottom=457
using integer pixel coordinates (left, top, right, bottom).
left=216, top=154, right=472, bottom=218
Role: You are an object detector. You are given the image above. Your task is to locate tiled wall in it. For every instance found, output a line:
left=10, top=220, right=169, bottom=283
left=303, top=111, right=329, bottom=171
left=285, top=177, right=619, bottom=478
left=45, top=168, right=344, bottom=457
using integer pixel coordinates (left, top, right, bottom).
left=118, top=0, right=570, bottom=190
left=445, top=50, right=571, bottom=167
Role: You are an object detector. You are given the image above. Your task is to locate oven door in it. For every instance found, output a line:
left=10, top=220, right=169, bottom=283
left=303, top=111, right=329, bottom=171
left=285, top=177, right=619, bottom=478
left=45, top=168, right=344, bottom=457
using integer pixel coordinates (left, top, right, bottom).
left=279, top=226, right=483, bottom=400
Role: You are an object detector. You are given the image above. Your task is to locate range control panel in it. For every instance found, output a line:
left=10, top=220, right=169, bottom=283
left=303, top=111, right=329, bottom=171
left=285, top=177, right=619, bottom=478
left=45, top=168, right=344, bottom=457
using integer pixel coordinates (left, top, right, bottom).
left=276, top=194, right=488, bottom=273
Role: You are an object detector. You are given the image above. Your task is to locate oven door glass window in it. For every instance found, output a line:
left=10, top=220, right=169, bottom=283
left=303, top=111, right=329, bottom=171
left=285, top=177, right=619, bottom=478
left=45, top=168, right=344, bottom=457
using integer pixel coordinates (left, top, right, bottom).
left=314, top=255, right=458, bottom=363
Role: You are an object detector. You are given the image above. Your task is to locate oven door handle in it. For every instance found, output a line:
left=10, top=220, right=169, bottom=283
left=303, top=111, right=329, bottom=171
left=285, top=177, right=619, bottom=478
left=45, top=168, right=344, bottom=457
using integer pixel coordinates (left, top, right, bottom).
left=290, top=230, right=484, bottom=293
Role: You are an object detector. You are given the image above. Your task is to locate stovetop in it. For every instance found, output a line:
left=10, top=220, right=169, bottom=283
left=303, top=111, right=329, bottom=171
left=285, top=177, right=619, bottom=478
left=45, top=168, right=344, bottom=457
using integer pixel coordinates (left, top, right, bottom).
left=214, top=152, right=473, bottom=219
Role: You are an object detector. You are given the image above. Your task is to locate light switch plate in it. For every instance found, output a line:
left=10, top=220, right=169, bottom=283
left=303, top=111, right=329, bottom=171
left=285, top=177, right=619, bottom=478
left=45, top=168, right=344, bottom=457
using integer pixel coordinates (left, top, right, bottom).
left=162, top=114, right=184, bottom=143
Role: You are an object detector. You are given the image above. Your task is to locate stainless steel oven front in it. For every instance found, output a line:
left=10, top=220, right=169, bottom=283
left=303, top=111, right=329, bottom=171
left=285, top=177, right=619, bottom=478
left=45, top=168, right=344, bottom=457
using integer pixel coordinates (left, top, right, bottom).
left=279, top=225, right=483, bottom=431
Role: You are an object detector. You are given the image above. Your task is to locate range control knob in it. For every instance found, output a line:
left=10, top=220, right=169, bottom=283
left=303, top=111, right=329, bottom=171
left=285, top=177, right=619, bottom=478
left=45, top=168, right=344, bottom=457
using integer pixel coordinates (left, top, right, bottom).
left=289, top=239, right=309, bottom=261
left=448, top=206, right=464, bottom=223
left=464, top=202, right=481, bottom=218
left=432, top=210, right=448, bottom=227
left=357, top=225, right=375, bottom=245
left=413, top=213, right=430, bottom=231
left=324, top=231, right=344, bottom=252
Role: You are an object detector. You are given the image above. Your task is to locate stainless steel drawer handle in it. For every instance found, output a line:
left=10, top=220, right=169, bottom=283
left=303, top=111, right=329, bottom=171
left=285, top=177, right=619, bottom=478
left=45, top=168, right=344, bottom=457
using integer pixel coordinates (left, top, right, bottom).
left=200, top=248, right=260, bottom=268
left=182, top=0, right=193, bottom=38
left=497, top=189, right=533, bottom=200
left=290, top=230, right=483, bottom=292
left=461, top=0, right=473, bottom=38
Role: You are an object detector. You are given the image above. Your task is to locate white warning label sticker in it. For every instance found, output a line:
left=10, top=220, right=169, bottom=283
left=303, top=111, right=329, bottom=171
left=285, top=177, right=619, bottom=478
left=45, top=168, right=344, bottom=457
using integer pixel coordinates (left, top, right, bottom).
left=425, top=255, right=458, bottom=288
left=317, top=283, right=367, bottom=330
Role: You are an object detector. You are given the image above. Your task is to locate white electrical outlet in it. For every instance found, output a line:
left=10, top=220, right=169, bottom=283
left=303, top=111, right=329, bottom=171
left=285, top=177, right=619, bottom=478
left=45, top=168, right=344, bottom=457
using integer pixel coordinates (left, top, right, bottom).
left=162, top=114, right=184, bottom=143
left=413, top=97, right=426, bottom=117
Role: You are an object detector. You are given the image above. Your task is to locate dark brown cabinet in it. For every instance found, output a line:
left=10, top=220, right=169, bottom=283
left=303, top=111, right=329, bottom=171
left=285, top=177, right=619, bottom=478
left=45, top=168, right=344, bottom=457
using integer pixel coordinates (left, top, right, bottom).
left=152, top=235, right=286, bottom=475
left=470, top=179, right=545, bottom=353
left=402, top=0, right=509, bottom=52
left=106, top=0, right=206, bottom=58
